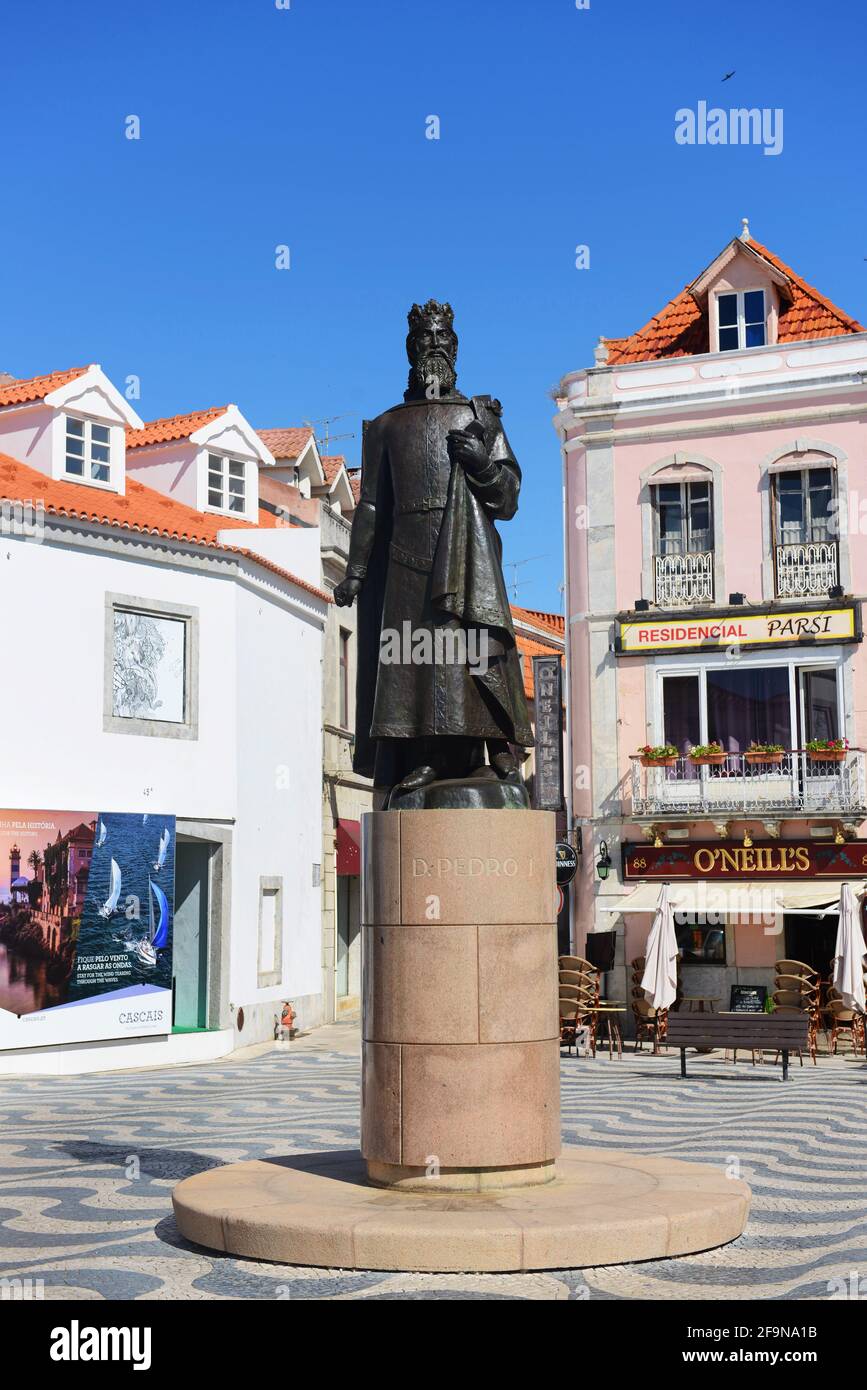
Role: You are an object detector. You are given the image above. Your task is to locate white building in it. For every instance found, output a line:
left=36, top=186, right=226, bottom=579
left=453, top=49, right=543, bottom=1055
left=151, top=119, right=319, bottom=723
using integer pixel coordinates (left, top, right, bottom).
left=258, top=429, right=369, bottom=1022
left=0, top=366, right=329, bottom=1074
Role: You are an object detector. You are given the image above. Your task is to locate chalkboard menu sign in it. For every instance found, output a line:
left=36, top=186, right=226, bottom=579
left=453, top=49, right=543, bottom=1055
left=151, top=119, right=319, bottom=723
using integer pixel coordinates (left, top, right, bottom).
left=729, top=985, right=768, bottom=1013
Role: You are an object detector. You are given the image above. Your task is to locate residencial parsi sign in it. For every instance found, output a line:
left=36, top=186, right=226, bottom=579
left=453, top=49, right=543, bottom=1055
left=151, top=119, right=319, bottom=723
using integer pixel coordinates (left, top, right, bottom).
left=618, top=605, right=859, bottom=655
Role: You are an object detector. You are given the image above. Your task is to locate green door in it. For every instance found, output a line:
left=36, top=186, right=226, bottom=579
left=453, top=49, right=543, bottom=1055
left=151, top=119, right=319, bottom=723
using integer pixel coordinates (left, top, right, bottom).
left=173, top=840, right=211, bottom=1030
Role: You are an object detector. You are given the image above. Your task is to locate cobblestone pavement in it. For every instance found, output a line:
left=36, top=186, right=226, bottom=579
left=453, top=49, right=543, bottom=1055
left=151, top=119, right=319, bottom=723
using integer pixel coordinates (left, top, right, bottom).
left=1, top=1023, right=865, bottom=1300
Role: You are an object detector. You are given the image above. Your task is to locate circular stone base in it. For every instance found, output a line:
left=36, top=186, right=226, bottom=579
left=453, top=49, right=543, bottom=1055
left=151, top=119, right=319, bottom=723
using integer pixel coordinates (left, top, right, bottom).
left=172, top=1147, right=750, bottom=1273
left=366, top=1159, right=556, bottom=1191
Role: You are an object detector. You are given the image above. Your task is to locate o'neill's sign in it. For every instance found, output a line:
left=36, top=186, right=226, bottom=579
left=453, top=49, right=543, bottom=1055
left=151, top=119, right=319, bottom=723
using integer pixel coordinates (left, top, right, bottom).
left=623, top=841, right=867, bottom=881
left=618, top=604, right=859, bottom=655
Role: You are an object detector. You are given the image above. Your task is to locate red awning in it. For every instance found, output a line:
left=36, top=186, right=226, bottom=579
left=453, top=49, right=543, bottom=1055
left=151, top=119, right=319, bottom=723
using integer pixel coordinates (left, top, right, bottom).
left=336, top=818, right=361, bottom=876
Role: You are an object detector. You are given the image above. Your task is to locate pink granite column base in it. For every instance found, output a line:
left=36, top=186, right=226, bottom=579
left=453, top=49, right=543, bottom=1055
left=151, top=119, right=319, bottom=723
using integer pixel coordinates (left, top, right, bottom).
left=361, top=809, right=559, bottom=1187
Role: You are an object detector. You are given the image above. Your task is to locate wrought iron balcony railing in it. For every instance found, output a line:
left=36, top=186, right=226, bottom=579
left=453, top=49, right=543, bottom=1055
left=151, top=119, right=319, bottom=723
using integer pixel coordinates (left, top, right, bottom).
left=630, top=749, right=866, bottom=819
left=654, top=551, right=714, bottom=607
left=775, top=540, right=838, bottom=599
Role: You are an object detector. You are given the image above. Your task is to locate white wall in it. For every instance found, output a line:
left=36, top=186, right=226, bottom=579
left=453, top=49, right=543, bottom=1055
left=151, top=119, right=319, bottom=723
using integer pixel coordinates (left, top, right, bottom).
left=232, top=576, right=324, bottom=1023
left=0, top=525, right=325, bottom=1059
left=221, top=524, right=323, bottom=587
left=125, top=440, right=200, bottom=510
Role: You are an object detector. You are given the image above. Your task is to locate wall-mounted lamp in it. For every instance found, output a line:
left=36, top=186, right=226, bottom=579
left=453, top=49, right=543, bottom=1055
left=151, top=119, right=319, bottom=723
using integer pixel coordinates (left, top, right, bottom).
left=634, top=598, right=650, bottom=612
left=829, top=584, right=844, bottom=600
left=728, top=592, right=746, bottom=606
left=596, top=840, right=612, bottom=880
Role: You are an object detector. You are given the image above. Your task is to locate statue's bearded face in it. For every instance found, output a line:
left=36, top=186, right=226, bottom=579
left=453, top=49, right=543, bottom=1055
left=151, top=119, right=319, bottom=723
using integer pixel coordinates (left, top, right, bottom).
left=407, top=319, right=458, bottom=397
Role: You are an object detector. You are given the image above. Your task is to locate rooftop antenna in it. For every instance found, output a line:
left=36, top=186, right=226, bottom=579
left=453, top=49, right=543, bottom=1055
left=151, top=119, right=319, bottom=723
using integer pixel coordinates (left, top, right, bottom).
left=303, top=414, right=356, bottom=453
left=506, top=554, right=550, bottom=601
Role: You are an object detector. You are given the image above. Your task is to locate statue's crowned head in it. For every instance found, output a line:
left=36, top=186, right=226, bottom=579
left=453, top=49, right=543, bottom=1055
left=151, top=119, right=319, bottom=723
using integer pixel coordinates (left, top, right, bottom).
left=405, top=299, right=458, bottom=399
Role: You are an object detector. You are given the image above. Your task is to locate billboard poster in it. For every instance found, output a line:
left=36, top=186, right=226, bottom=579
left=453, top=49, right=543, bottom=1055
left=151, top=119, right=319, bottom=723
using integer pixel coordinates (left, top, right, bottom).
left=0, top=810, right=174, bottom=1050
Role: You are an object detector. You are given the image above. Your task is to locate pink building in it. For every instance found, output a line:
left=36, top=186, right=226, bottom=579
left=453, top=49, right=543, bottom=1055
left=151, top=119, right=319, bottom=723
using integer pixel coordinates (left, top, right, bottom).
left=556, top=223, right=867, bottom=1016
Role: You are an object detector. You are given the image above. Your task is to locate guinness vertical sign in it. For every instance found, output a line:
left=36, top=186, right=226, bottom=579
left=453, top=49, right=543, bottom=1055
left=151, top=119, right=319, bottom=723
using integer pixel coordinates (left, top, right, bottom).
left=531, top=654, right=563, bottom=811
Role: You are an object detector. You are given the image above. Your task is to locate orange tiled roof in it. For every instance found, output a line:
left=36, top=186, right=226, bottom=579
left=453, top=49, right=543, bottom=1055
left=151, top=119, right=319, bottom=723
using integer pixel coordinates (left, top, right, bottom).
left=0, top=451, right=328, bottom=603
left=347, top=468, right=361, bottom=504
left=320, top=454, right=347, bottom=487
left=0, top=365, right=91, bottom=408
left=604, top=238, right=864, bottom=366
left=515, top=632, right=564, bottom=700
left=511, top=605, right=565, bottom=640
left=257, top=427, right=314, bottom=459
left=127, top=406, right=229, bottom=448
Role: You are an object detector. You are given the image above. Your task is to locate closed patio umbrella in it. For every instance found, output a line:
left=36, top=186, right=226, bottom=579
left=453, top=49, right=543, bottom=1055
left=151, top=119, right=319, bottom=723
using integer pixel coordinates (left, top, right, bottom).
left=832, top=881, right=866, bottom=1012
left=641, top=883, right=679, bottom=1011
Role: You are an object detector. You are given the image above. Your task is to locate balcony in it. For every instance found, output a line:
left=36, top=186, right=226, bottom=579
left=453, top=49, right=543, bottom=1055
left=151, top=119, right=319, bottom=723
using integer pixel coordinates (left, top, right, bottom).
left=320, top=502, right=351, bottom=561
left=775, top=540, right=838, bottom=599
left=654, top=551, right=714, bottom=607
left=631, top=750, right=866, bottom=820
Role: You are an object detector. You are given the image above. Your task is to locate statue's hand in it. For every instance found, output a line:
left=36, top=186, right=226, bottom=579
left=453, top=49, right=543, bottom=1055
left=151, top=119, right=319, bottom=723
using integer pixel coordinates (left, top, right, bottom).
left=447, top=427, right=488, bottom=477
left=334, top=576, right=363, bottom=607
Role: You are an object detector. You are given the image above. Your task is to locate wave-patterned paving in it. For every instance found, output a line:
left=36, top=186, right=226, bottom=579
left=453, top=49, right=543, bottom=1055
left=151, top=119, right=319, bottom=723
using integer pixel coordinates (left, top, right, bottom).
left=0, top=1033, right=865, bottom=1300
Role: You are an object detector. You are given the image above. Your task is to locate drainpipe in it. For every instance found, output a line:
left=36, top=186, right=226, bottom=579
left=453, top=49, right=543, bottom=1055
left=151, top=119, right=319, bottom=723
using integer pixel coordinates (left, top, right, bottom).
left=560, top=410, right=576, bottom=952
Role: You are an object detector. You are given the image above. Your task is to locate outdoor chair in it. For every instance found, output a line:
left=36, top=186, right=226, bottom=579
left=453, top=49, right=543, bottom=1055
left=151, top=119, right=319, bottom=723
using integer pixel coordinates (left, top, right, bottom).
left=774, top=960, right=819, bottom=984
left=559, top=956, right=596, bottom=975
left=825, top=998, right=865, bottom=1057
left=632, top=996, right=667, bottom=1054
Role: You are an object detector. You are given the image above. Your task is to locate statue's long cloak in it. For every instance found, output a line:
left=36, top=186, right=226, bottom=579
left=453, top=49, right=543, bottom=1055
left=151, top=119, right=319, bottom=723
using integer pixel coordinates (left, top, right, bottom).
left=350, top=394, right=533, bottom=782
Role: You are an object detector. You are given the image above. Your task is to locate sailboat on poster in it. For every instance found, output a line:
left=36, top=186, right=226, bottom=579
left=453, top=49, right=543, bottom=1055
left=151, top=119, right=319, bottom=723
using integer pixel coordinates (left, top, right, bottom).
left=152, top=827, right=170, bottom=873
left=134, top=878, right=170, bottom=968
left=98, top=859, right=122, bottom=918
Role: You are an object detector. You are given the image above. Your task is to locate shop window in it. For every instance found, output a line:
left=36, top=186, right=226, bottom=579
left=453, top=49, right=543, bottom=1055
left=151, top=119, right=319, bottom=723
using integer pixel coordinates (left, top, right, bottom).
left=674, top=922, right=727, bottom=965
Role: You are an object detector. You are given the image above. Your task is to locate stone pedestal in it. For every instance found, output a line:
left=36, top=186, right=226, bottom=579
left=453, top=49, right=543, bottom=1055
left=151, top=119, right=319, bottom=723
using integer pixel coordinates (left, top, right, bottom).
left=361, top=809, right=559, bottom=1189
left=172, top=807, right=752, bottom=1271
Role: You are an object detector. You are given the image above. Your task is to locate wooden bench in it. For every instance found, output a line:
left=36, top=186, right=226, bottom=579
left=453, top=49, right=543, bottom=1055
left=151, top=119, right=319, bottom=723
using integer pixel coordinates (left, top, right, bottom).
left=666, top=1012, right=810, bottom=1080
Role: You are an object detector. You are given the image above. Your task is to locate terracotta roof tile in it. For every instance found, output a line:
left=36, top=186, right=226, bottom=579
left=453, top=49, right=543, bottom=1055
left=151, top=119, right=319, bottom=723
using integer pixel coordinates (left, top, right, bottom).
left=0, top=365, right=91, bottom=407
left=604, top=238, right=864, bottom=366
left=511, top=605, right=565, bottom=640
left=0, top=451, right=328, bottom=603
left=127, top=406, right=229, bottom=448
left=257, top=427, right=314, bottom=459
left=515, top=631, right=564, bottom=700
left=320, top=454, right=347, bottom=486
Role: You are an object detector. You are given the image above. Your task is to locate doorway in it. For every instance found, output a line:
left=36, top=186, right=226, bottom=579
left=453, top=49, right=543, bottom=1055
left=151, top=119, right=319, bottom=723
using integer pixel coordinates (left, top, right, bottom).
left=336, top=874, right=360, bottom=1002
left=173, top=840, right=211, bottom=1030
left=783, top=914, right=838, bottom=979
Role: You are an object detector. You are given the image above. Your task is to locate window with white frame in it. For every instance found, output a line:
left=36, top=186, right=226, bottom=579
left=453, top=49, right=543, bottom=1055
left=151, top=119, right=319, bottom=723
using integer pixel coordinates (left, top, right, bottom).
left=659, top=659, right=841, bottom=756
left=207, top=453, right=246, bottom=513
left=716, top=289, right=766, bottom=352
left=774, top=467, right=835, bottom=545
left=65, top=416, right=111, bottom=483
left=652, top=480, right=712, bottom=555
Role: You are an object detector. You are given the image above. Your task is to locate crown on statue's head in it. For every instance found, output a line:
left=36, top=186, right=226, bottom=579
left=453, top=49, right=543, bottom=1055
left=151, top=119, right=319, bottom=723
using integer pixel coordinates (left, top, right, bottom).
left=407, top=299, right=454, bottom=332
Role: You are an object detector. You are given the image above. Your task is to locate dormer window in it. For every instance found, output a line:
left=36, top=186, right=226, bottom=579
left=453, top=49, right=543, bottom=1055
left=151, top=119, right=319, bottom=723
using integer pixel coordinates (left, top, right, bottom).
left=207, top=452, right=246, bottom=514
left=65, top=415, right=110, bottom=483
left=717, top=289, right=766, bottom=352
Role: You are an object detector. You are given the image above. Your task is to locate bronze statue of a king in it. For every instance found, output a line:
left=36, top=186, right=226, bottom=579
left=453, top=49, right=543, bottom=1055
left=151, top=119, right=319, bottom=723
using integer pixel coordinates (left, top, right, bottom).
left=334, top=300, right=533, bottom=807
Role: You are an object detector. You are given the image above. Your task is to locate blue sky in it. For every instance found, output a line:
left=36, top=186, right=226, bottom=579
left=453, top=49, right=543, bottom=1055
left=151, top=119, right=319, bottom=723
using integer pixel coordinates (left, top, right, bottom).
left=1, top=0, right=865, bottom=612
